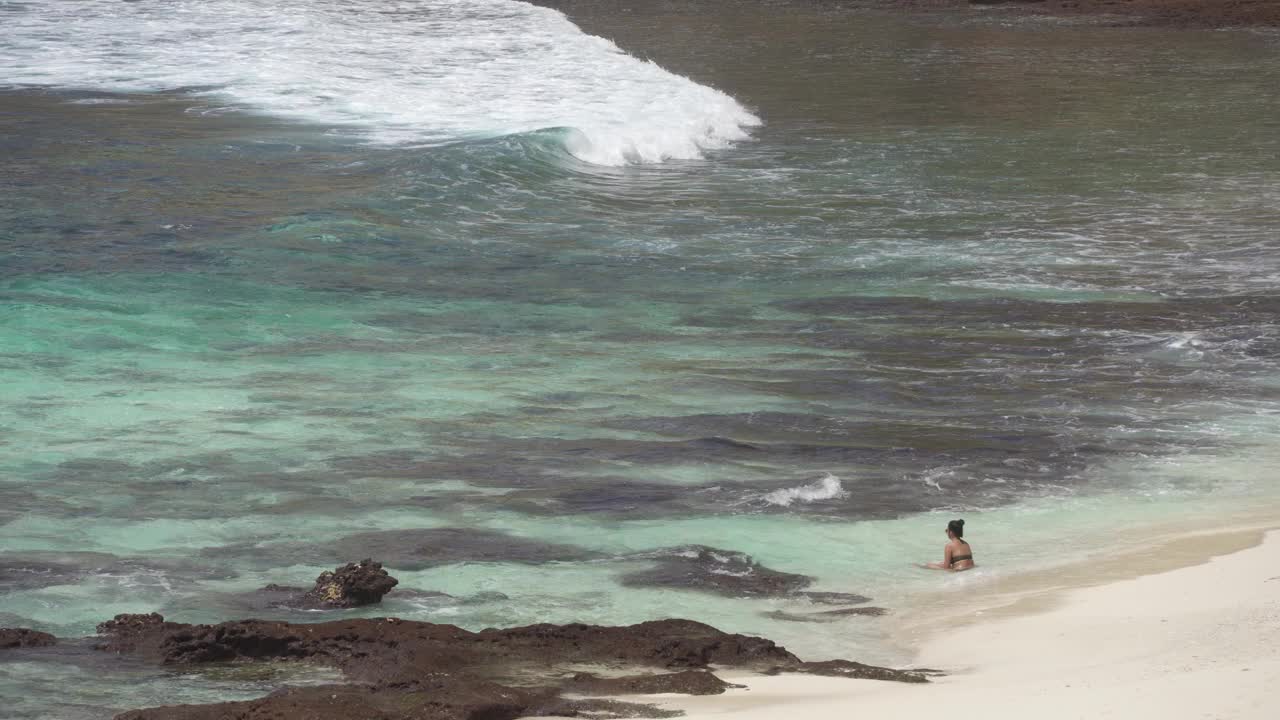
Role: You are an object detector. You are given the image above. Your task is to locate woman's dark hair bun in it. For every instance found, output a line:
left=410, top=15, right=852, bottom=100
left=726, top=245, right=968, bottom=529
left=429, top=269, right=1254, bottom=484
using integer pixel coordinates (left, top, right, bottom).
left=947, top=518, right=965, bottom=537
left=957, top=519, right=964, bottom=527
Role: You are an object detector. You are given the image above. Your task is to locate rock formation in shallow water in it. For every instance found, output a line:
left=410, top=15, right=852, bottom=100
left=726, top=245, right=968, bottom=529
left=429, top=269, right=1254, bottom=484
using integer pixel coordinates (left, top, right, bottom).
left=113, top=682, right=680, bottom=720
left=91, top=613, right=928, bottom=719
left=0, top=628, right=57, bottom=649
left=94, top=613, right=185, bottom=655
left=766, top=658, right=934, bottom=682
left=94, top=615, right=800, bottom=672
left=113, top=682, right=551, bottom=720
left=300, top=558, right=399, bottom=608
left=564, top=669, right=742, bottom=696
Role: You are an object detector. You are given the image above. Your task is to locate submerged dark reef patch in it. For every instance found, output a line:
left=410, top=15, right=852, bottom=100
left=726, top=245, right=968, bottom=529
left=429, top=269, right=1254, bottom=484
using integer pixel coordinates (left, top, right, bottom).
left=198, top=528, right=603, bottom=572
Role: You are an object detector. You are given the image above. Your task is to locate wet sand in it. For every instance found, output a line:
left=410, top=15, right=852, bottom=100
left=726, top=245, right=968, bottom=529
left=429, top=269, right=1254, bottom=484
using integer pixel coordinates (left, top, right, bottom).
left=607, top=526, right=1280, bottom=720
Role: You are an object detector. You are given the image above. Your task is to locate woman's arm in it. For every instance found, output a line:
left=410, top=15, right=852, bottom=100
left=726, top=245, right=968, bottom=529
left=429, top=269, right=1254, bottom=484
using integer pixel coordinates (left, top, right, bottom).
left=918, top=544, right=953, bottom=570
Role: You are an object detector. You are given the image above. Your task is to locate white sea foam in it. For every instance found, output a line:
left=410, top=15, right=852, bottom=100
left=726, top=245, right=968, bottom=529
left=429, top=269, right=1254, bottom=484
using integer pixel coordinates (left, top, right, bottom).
left=0, top=0, right=760, bottom=165
left=763, top=473, right=847, bottom=507
left=1164, top=332, right=1205, bottom=352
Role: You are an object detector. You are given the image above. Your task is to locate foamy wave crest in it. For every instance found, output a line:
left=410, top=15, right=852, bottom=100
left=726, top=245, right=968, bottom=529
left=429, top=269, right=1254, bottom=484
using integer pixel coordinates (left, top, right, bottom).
left=762, top=473, right=848, bottom=507
left=0, top=0, right=760, bottom=165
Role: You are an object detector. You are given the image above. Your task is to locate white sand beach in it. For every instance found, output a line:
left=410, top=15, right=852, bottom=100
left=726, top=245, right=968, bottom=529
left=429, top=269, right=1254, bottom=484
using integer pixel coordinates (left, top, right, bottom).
left=648, top=527, right=1280, bottom=720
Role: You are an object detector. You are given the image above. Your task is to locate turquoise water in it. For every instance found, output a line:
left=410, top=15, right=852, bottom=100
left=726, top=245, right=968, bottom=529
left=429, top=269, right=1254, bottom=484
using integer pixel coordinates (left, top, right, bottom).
left=4, top=1, right=1280, bottom=716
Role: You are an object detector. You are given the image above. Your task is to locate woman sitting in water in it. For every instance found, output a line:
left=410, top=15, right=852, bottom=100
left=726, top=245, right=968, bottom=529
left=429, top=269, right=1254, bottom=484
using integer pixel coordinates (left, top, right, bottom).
left=919, top=519, right=975, bottom=571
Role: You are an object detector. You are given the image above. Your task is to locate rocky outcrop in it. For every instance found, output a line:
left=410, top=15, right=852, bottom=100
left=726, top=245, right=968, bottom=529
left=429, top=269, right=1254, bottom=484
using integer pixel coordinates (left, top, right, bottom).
left=0, top=628, right=56, bottom=649
left=242, top=559, right=401, bottom=610
left=94, top=615, right=799, bottom=674
left=94, top=613, right=184, bottom=655
left=114, top=682, right=554, bottom=720
left=91, top=612, right=929, bottom=719
left=113, top=682, right=680, bottom=720
left=301, top=558, right=399, bottom=608
left=564, top=669, right=741, bottom=696
left=766, top=658, right=930, bottom=683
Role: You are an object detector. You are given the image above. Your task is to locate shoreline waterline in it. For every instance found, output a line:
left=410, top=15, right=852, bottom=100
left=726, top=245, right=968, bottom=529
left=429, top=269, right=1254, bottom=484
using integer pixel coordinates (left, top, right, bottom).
left=589, top=526, right=1280, bottom=720
left=888, top=508, right=1280, bottom=657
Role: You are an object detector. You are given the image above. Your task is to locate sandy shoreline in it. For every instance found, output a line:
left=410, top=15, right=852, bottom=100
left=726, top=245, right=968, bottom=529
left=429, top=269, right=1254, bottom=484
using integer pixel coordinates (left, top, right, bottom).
left=611, top=525, right=1280, bottom=719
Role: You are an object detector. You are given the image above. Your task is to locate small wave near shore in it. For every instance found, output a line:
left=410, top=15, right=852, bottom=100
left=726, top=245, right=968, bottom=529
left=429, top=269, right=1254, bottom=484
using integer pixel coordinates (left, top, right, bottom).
left=763, top=474, right=850, bottom=507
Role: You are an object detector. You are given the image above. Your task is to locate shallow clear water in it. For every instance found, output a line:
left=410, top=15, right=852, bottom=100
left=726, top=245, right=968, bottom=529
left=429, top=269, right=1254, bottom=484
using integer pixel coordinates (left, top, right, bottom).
left=3, top=1, right=1280, bottom=715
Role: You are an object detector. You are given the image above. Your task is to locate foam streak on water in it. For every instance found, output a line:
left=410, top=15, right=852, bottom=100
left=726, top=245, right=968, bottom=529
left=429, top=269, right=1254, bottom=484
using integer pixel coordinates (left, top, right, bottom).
left=0, top=0, right=760, bottom=164
left=763, top=473, right=849, bottom=507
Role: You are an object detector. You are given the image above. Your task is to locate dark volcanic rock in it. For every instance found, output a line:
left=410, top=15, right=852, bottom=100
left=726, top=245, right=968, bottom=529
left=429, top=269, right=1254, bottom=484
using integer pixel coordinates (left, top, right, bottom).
left=114, top=682, right=681, bottom=720
left=114, top=681, right=550, bottom=720
left=482, top=619, right=798, bottom=671
left=228, top=583, right=499, bottom=617
left=768, top=659, right=929, bottom=683
left=536, top=698, right=683, bottom=719
left=301, top=559, right=398, bottom=608
left=230, top=563, right=402, bottom=614
left=621, top=545, right=814, bottom=598
left=0, top=628, right=57, bottom=649
left=95, top=612, right=926, bottom=719
left=93, top=614, right=799, bottom=675
left=565, top=669, right=741, bottom=696
left=94, top=613, right=186, bottom=655
left=246, top=583, right=310, bottom=610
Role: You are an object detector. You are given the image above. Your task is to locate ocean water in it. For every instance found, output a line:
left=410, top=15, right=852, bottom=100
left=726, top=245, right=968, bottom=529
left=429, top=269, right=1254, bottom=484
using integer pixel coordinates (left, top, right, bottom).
left=3, top=0, right=1280, bottom=715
